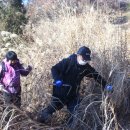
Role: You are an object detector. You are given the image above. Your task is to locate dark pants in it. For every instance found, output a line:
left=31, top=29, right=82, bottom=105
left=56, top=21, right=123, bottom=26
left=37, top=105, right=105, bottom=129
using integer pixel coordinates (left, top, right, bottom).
left=3, top=92, right=21, bottom=108
left=37, top=96, right=80, bottom=124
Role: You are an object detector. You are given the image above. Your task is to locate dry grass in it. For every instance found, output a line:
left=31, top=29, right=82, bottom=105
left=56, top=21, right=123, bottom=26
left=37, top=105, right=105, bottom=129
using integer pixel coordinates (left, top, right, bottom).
left=0, top=1, right=130, bottom=130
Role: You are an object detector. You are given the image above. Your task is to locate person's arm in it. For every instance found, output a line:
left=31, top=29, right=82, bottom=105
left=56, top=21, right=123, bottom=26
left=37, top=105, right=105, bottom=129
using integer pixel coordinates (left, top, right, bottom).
left=51, top=58, right=69, bottom=81
left=85, top=64, right=107, bottom=90
left=18, top=62, right=32, bottom=76
left=0, top=64, right=7, bottom=92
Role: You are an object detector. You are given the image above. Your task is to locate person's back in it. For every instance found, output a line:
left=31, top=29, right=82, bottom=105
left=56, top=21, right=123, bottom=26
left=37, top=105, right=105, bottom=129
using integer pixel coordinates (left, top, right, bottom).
left=51, top=53, right=106, bottom=99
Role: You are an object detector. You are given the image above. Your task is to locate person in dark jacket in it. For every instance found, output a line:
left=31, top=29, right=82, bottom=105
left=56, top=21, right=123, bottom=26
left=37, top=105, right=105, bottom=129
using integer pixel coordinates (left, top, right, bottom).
left=37, top=46, right=112, bottom=125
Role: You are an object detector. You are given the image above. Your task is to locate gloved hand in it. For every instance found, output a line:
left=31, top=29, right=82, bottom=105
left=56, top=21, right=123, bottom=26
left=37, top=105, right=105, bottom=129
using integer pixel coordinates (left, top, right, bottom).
left=55, top=80, right=63, bottom=87
left=106, top=85, right=113, bottom=92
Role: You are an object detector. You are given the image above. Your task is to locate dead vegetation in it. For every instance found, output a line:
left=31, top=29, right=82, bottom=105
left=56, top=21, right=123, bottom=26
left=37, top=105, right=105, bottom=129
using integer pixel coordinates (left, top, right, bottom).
left=0, top=0, right=130, bottom=130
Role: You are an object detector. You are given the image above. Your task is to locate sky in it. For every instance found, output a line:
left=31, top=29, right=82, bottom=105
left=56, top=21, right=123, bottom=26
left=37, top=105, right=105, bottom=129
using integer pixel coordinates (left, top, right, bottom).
left=22, top=0, right=28, bottom=5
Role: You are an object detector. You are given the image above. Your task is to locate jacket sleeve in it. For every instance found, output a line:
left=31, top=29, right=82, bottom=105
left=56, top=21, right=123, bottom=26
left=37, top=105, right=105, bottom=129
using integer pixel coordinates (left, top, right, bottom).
left=0, top=64, right=3, bottom=83
left=51, top=58, right=69, bottom=81
left=85, top=64, right=107, bottom=90
left=18, top=63, right=31, bottom=76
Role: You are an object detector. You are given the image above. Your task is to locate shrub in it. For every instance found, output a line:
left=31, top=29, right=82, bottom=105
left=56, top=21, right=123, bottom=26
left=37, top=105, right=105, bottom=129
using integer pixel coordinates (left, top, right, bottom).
left=0, top=1, right=27, bottom=34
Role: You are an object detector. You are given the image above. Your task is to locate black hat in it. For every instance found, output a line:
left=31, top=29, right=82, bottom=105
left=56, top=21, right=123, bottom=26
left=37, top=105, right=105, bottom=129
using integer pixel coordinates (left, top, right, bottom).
left=77, top=46, right=91, bottom=61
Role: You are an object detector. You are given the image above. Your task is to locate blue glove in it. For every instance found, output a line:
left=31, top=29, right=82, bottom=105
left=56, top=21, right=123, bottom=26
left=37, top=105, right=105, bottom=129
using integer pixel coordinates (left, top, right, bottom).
left=55, top=80, right=63, bottom=87
left=106, top=85, right=113, bottom=92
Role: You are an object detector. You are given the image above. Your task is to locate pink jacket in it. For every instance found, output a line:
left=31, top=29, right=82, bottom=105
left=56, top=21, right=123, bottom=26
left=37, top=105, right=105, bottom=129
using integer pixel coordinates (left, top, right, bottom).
left=0, top=59, right=31, bottom=93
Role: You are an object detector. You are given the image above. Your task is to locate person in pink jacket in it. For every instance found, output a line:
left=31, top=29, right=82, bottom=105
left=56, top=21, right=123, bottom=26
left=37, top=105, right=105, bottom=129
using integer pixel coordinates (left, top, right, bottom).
left=0, top=51, right=32, bottom=108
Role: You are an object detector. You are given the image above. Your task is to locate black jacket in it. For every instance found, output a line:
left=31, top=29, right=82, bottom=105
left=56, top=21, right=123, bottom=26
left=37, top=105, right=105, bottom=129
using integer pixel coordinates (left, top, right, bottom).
left=51, top=54, right=106, bottom=99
